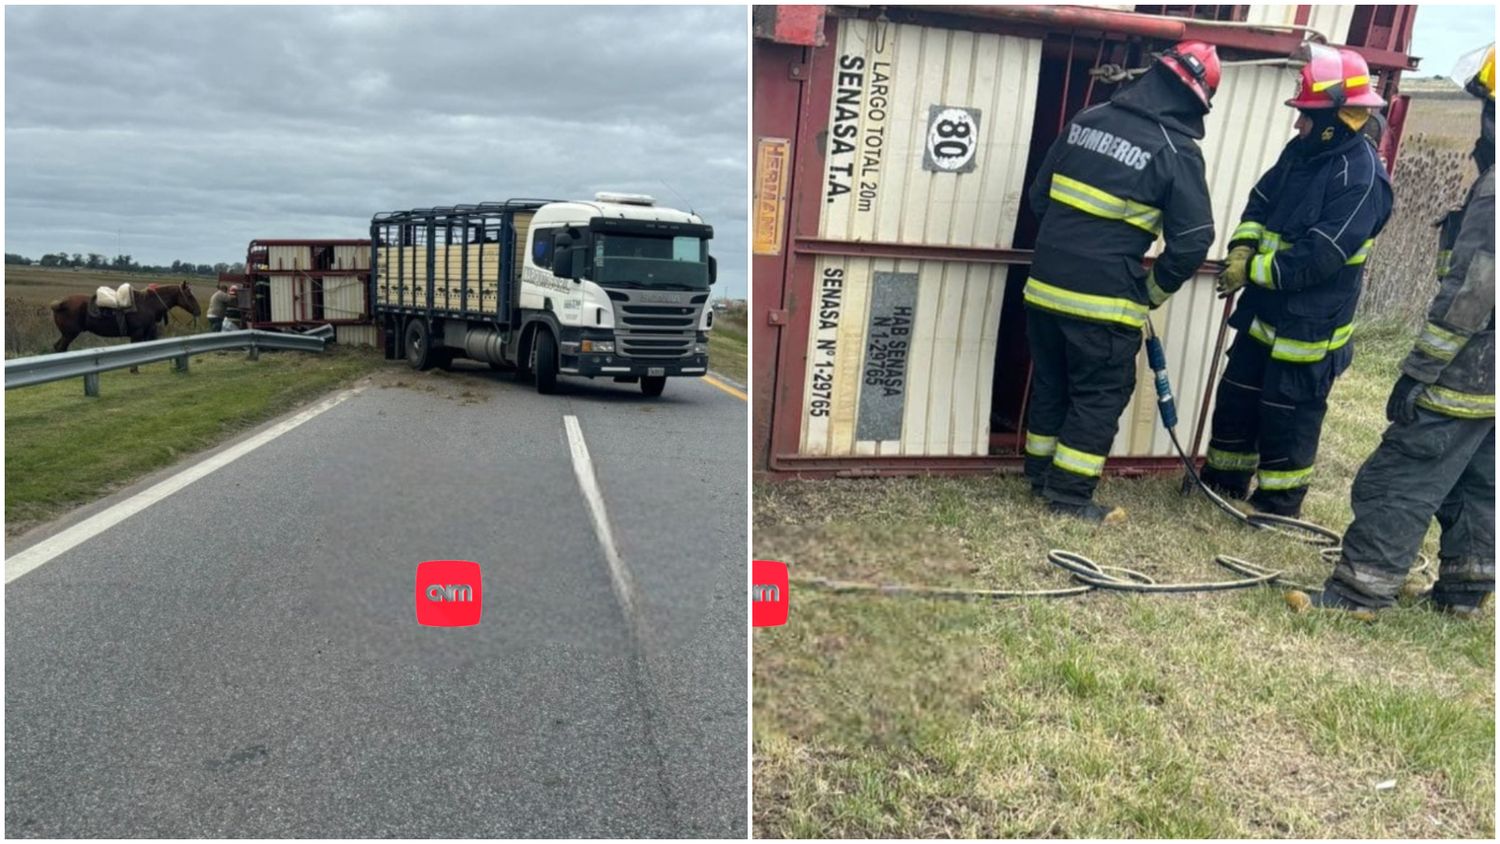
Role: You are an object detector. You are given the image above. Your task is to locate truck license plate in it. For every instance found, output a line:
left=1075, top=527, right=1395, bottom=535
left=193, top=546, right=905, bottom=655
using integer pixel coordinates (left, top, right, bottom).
left=648, top=367, right=665, bottom=377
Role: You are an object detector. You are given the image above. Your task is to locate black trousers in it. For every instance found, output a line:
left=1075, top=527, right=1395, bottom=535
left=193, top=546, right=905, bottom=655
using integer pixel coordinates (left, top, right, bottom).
left=1022, top=308, right=1140, bottom=506
left=1200, top=333, right=1336, bottom=516
left=1328, top=408, right=1495, bottom=608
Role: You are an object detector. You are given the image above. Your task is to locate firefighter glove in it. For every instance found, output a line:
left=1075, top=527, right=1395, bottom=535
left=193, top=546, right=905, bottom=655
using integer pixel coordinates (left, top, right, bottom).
left=1215, top=246, right=1254, bottom=296
left=1385, top=374, right=1426, bottom=425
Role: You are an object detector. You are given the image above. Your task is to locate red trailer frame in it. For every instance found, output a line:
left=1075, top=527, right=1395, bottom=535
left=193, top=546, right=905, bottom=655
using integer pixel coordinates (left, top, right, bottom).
left=752, top=4, right=1419, bottom=479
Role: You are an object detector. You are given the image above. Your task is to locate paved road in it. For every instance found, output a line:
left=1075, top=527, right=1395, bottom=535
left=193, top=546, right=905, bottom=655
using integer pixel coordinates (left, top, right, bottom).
left=5, top=363, right=747, bottom=838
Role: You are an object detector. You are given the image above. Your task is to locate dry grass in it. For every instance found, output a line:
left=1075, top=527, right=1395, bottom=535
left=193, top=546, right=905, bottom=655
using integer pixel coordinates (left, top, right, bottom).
left=752, top=321, right=1494, bottom=838
left=1361, top=95, right=1482, bottom=327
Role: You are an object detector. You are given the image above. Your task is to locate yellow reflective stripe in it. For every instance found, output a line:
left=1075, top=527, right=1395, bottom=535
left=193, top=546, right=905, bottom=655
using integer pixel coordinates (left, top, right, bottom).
left=1270, top=322, right=1354, bottom=363
left=1436, top=249, right=1453, bottom=278
left=1053, top=443, right=1106, bottom=477
left=1415, top=385, right=1495, bottom=419
left=1025, top=432, right=1058, bottom=458
left=1207, top=447, right=1259, bottom=472
left=1258, top=466, right=1314, bottom=490
left=1345, top=238, right=1375, bottom=266
left=1312, top=74, right=1369, bottom=93
left=1248, top=317, right=1276, bottom=346
left=1145, top=269, right=1170, bottom=306
left=1232, top=221, right=1265, bottom=242
left=1328, top=323, right=1353, bottom=351
left=1416, top=322, right=1466, bottom=362
left=1023, top=277, right=1149, bottom=328
left=1249, top=253, right=1277, bottom=288
left=1050, top=174, right=1163, bottom=234
left=1256, top=231, right=1282, bottom=255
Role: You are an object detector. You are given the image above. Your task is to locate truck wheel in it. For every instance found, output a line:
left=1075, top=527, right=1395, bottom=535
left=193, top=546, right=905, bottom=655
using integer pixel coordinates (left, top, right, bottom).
left=534, top=330, right=559, bottom=394
left=641, top=375, right=667, bottom=397
left=404, top=318, right=434, bottom=371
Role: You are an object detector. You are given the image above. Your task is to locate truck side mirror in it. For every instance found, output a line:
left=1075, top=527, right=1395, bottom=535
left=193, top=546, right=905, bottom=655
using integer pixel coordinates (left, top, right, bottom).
left=708, top=255, right=717, bottom=285
left=567, top=247, right=586, bottom=281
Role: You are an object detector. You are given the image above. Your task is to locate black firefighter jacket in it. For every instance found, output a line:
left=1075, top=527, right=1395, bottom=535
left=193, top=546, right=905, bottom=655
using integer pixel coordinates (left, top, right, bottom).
left=1025, top=66, right=1215, bottom=330
left=1402, top=165, right=1495, bottom=418
left=1225, top=132, right=1393, bottom=369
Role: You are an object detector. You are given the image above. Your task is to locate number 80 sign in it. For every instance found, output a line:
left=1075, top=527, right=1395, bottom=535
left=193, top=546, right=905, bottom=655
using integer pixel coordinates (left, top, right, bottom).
left=923, top=105, right=982, bottom=174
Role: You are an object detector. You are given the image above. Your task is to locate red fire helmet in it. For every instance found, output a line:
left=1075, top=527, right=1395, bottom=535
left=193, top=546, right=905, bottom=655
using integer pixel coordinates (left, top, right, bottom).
left=1159, top=40, right=1221, bottom=111
left=1287, top=44, right=1387, bottom=109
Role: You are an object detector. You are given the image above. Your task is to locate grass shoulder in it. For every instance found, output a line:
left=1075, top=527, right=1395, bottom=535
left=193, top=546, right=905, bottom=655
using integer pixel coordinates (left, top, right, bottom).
left=752, top=320, right=1494, bottom=838
left=5, top=346, right=384, bottom=535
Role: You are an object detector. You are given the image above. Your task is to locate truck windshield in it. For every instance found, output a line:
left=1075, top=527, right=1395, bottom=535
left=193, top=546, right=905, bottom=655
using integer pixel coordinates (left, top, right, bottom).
left=593, top=234, right=710, bottom=290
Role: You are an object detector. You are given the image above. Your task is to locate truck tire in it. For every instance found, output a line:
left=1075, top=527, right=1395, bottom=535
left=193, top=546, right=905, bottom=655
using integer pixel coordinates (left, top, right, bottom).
left=404, top=318, right=434, bottom=371
left=534, top=329, right=559, bottom=394
left=641, top=376, right=667, bottom=397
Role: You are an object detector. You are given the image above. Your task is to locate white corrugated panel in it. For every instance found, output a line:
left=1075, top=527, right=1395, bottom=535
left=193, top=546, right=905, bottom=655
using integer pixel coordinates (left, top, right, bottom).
left=322, top=275, right=366, bottom=321
left=268, top=245, right=310, bottom=271
left=335, top=324, right=377, bottom=347
left=269, top=277, right=308, bottom=322
left=333, top=245, right=369, bottom=270
left=801, top=16, right=1042, bottom=457
left=1244, top=3, right=1356, bottom=44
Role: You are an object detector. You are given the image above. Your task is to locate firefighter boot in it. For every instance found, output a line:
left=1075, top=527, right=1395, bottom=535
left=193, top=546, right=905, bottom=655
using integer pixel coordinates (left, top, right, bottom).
left=1284, top=588, right=1378, bottom=621
left=1047, top=500, right=1127, bottom=525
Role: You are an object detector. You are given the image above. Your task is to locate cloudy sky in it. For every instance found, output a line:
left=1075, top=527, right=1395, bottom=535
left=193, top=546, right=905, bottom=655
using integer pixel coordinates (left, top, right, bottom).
left=1409, top=4, right=1495, bottom=79
left=5, top=5, right=749, bottom=298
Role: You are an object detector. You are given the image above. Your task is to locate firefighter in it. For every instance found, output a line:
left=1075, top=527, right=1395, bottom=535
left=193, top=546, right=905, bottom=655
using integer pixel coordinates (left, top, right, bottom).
left=1021, top=42, right=1219, bottom=523
left=1432, top=57, right=1494, bottom=283
left=1201, top=46, right=1394, bottom=518
left=1291, top=44, right=1495, bottom=617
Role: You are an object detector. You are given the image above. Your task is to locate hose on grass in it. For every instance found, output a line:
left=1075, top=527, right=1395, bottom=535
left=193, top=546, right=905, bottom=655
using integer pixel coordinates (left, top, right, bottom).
left=790, top=320, right=1430, bottom=604
left=794, top=552, right=1313, bottom=602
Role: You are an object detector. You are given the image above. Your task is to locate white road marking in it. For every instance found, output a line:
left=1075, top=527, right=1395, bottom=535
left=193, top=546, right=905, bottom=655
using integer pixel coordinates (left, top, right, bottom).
left=5, top=387, right=362, bottom=584
left=563, top=414, right=639, bottom=618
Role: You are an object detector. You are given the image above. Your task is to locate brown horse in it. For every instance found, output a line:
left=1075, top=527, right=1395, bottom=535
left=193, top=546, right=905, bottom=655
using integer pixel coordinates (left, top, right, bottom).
left=50, top=281, right=203, bottom=356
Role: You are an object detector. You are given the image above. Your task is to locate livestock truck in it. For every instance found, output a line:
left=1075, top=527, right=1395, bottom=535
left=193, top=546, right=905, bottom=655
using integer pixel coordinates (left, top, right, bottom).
left=371, top=193, right=717, bottom=396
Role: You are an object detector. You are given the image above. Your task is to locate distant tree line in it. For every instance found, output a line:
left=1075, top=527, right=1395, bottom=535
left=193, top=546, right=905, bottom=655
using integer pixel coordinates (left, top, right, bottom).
left=4, top=252, right=244, bottom=276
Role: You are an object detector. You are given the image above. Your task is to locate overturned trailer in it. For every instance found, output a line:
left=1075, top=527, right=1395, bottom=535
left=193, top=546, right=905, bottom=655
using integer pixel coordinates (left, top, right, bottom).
left=752, top=3, right=1418, bottom=477
left=220, top=239, right=377, bottom=347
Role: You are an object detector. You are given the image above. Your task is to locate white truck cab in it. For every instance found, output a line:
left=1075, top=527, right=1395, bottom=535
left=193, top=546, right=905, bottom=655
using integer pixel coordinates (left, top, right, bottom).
left=372, top=192, right=716, bottom=397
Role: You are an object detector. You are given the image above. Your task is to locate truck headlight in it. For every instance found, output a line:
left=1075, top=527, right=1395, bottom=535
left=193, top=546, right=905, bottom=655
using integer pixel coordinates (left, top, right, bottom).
left=580, top=339, right=614, bottom=353
left=692, top=342, right=709, bottom=355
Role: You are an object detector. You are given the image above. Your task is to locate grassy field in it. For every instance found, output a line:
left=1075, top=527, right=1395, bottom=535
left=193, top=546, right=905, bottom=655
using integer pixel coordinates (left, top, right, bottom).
left=5, top=347, right=385, bottom=537
left=752, top=320, right=1494, bottom=838
left=710, top=306, right=748, bottom=383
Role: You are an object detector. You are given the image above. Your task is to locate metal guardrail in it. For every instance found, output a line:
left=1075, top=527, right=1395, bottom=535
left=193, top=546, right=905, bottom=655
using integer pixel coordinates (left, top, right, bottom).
left=5, top=329, right=331, bottom=396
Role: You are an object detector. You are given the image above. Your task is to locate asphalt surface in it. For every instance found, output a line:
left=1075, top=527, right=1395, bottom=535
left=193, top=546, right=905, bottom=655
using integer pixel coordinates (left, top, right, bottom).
left=5, top=362, right=747, bottom=838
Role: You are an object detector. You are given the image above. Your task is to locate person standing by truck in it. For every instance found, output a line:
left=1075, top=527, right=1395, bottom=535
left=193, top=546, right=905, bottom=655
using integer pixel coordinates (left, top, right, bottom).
left=206, top=282, right=230, bottom=332
left=1202, top=46, right=1393, bottom=519
left=1291, top=44, right=1495, bottom=617
left=1022, top=42, right=1219, bottom=523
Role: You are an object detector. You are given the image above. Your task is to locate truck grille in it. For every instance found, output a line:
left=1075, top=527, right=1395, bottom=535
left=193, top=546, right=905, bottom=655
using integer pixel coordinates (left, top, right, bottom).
left=609, top=291, right=704, bottom=359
